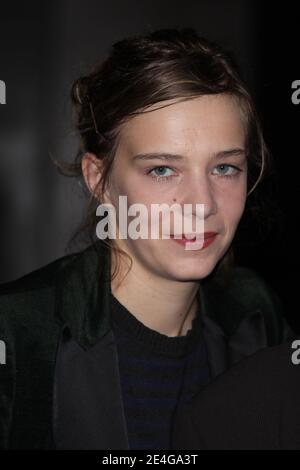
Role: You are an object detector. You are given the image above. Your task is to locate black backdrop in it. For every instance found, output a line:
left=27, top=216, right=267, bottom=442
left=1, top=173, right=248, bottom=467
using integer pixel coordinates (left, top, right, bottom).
left=0, top=1, right=299, bottom=332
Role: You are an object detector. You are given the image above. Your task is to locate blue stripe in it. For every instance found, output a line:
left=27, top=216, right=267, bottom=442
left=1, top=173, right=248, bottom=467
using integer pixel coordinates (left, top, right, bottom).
left=117, top=354, right=208, bottom=369
left=119, top=368, right=210, bottom=385
left=121, top=397, right=190, bottom=406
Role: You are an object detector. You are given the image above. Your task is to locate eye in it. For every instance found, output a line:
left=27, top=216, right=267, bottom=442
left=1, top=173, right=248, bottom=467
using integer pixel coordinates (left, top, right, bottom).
left=212, top=164, right=243, bottom=179
left=147, top=166, right=176, bottom=182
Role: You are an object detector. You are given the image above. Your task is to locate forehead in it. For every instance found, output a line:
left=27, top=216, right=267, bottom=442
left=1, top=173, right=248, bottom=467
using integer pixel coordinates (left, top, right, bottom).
left=120, top=94, right=246, bottom=155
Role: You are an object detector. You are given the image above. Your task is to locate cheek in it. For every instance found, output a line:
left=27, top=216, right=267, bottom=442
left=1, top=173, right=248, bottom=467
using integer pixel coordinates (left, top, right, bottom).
left=109, top=176, right=155, bottom=231
left=110, top=169, right=152, bottom=204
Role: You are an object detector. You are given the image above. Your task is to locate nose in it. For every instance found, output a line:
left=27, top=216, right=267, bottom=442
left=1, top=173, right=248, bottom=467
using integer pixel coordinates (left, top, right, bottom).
left=181, top=171, right=218, bottom=220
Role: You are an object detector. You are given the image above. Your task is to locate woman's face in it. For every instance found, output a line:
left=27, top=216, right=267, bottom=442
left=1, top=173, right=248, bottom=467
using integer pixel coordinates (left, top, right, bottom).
left=99, top=93, right=248, bottom=281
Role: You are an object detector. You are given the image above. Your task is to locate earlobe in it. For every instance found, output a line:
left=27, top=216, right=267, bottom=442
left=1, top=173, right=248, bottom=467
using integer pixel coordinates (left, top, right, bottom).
left=81, top=152, right=102, bottom=197
left=81, top=152, right=112, bottom=204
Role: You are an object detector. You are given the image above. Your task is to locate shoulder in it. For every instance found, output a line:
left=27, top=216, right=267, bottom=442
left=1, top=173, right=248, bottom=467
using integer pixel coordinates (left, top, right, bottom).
left=227, top=265, right=283, bottom=311
left=205, top=264, right=294, bottom=341
left=0, top=248, right=82, bottom=334
left=216, top=264, right=282, bottom=310
left=0, top=250, right=81, bottom=295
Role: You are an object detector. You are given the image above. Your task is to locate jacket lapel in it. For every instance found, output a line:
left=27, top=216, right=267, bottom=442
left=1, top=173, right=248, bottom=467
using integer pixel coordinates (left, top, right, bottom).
left=53, top=326, right=129, bottom=449
left=53, top=241, right=129, bottom=449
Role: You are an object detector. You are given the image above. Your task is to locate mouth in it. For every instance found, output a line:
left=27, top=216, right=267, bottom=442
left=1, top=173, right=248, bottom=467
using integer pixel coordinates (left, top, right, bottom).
left=169, top=232, right=218, bottom=250
left=169, top=232, right=218, bottom=240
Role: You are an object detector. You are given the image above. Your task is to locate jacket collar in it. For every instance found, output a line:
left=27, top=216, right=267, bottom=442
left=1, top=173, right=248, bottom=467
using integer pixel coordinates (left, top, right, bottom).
left=55, top=240, right=112, bottom=350
left=197, top=269, right=267, bottom=377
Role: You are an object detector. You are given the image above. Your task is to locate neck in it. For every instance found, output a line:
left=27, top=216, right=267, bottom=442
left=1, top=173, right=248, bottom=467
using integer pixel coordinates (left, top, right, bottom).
left=110, top=249, right=200, bottom=337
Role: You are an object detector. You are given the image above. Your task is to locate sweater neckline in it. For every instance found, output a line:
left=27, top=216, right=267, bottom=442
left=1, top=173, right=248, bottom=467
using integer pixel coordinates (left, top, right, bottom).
left=109, top=292, right=203, bottom=357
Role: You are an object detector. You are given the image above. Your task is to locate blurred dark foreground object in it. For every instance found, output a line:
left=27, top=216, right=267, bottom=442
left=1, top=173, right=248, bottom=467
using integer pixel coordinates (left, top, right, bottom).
left=172, top=340, right=300, bottom=450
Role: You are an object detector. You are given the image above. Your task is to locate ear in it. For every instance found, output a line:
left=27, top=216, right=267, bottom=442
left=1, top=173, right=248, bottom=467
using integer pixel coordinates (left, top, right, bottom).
left=81, top=152, right=111, bottom=203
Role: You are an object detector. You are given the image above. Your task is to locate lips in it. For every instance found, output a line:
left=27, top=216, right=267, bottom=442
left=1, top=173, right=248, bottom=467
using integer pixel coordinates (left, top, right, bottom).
left=170, top=232, right=217, bottom=240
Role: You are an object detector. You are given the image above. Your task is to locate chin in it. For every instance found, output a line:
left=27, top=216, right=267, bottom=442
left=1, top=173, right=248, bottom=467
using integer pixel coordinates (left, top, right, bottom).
left=165, top=256, right=220, bottom=282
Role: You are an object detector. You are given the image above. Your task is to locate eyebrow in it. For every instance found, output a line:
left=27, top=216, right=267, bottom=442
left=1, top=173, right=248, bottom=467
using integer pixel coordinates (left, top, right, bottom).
left=132, top=148, right=246, bottom=163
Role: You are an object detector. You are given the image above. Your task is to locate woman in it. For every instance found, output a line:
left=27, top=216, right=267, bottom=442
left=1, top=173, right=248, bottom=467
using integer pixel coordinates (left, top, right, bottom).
left=0, top=27, right=294, bottom=450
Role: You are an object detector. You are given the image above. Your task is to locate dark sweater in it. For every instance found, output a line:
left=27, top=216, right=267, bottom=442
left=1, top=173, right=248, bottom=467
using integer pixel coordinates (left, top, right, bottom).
left=110, top=292, right=211, bottom=450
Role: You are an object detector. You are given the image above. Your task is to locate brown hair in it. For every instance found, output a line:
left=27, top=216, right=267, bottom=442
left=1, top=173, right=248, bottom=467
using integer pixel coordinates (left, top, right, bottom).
left=53, top=27, right=276, bottom=285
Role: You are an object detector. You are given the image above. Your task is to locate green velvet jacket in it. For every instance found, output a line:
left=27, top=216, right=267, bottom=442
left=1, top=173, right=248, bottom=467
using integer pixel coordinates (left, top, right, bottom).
left=0, top=241, right=294, bottom=449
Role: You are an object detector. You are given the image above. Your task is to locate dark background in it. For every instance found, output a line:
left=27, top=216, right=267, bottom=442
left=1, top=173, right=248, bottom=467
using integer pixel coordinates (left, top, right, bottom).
left=0, top=1, right=299, bottom=332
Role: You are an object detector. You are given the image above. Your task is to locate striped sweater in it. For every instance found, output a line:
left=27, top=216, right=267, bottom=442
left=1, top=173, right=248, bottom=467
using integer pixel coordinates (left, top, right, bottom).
left=110, top=292, right=211, bottom=450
